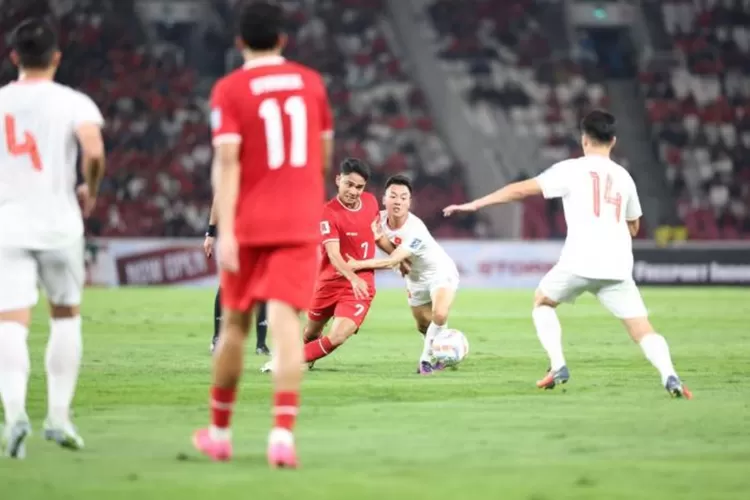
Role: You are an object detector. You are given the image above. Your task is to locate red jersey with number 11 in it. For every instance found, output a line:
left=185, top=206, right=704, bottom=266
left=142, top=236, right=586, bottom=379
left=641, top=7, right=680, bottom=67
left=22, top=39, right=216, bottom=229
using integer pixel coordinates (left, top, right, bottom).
left=318, top=192, right=379, bottom=288
left=210, top=56, right=333, bottom=246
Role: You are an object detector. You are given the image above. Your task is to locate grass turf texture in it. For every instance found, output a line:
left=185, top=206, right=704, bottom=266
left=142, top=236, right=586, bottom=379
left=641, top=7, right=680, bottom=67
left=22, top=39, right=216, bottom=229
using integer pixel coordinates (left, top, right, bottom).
left=1, top=288, right=749, bottom=500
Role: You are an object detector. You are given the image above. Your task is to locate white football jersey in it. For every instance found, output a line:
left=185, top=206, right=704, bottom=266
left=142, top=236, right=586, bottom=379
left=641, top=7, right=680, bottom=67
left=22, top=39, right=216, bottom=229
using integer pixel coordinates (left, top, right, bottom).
left=0, top=80, right=103, bottom=249
left=535, top=155, right=643, bottom=280
left=380, top=211, right=458, bottom=284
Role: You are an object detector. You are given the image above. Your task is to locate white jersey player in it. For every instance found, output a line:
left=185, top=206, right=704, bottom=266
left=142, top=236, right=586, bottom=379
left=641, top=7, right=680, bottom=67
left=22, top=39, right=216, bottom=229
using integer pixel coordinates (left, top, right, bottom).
left=0, top=19, right=106, bottom=459
left=347, top=175, right=460, bottom=375
left=444, top=110, right=692, bottom=399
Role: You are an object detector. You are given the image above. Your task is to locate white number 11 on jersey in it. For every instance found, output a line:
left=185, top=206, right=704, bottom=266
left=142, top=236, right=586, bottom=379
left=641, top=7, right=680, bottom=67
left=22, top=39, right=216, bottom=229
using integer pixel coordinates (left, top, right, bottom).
left=259, top=96, right=308, bottom=169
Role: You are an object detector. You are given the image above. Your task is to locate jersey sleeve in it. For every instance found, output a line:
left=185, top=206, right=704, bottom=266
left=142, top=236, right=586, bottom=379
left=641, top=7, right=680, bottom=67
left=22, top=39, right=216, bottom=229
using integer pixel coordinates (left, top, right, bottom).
left=397, top=221, right=428, bottom=256
left=71, top=92, right=104, bottom=128
left=535, top=160, right=572, bottom=199
left=625, top=179, right=643, bottom=221
left=210, top=79, right=241, bottom=146
left=320, top=207, right=339, bottom=245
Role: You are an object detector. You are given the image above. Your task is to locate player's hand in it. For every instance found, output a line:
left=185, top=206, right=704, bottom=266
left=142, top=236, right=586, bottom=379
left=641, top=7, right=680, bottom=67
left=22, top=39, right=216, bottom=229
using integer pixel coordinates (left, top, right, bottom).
left=443, top=201, right=478, bottom=217
left=203, top=236, right=216, bottom=258
left=345, top=254, right=363, bottom=271
left=77, top=184, right=97, bottom=218
left=399, top=259, right=411, bottom=277
left=218, top=236, right=239, bottom=273
left=349, top=275, right=370, bottom=300
left=371, top=218, right=384, bottom=240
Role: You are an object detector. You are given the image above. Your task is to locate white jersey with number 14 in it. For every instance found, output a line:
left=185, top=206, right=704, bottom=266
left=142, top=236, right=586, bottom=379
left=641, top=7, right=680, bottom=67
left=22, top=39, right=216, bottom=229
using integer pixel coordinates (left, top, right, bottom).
left=535, top=155, right=643, bottom=281
left=0, top=80, right=103, bottom=249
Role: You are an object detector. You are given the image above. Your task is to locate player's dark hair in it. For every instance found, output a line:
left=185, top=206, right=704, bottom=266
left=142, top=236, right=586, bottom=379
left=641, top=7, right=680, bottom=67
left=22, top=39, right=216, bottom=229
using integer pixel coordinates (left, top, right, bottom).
left=385, top=174, right=413, bottom=194
left=11, top=18, right=58, bottom=69
left=340, top=157, right=371, bottom=181
left=238, top=1, right=283, bottom=51
left=580, top=109, right=616, bottom=145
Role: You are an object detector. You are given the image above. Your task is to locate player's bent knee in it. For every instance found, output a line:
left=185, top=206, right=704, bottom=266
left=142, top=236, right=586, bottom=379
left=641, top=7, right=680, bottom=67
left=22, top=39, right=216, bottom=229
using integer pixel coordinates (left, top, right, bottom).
left=49, top=304, right=79, bottom=319
left=432, top=310, right=449, bottom=326
left=533, top=291, right=558, bottom=308
left=328, top=317, right=358, bottom=346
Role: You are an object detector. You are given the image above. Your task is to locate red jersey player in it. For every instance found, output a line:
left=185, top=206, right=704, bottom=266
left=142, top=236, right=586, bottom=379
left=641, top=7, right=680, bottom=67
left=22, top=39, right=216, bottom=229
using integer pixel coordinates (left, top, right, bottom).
left=262, top=158, right=383, bottom=373
left=192, top=1, right=333, bottom=468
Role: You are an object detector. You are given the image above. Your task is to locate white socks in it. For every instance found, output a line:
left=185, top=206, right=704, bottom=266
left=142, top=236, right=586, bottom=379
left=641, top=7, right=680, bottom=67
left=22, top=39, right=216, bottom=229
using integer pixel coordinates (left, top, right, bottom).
left=639, top=333, right=677, bottom=385
left=45, top=316, right=83, bottom=425
left=422, top=322, right=445, bottom=362
left=0, top=322, right=30, bottom=425
left=532, top=306, right=566, bottom=371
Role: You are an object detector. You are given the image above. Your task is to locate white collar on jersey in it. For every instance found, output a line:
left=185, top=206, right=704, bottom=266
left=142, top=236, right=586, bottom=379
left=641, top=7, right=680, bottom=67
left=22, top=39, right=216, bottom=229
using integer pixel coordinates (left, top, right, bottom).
left=243, top=55, right=286, bottom=69
left=336, top=196, right=362, bottom=212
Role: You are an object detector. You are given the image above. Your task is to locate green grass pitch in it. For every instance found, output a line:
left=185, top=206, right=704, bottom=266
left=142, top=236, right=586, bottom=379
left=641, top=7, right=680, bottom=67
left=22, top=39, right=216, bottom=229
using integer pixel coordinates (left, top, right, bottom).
left=1, top=287, right=749, bottom=500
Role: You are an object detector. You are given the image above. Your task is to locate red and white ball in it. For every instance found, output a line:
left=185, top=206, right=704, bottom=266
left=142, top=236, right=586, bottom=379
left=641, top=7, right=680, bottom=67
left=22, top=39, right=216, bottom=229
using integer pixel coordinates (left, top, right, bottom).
left=432, top=329, right=469, bottom=366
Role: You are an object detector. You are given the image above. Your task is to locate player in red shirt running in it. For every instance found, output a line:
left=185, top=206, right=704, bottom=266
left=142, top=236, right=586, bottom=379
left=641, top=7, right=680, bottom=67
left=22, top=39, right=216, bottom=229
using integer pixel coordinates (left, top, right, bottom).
left=262, top=158, right=385, bottom=372
left=192, top=1, right=333, bottom=468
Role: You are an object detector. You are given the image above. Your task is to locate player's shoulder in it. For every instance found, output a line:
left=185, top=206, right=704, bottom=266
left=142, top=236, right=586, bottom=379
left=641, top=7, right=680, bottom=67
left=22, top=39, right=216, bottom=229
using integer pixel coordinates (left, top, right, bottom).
left=406, top=212, right=429, bottom=232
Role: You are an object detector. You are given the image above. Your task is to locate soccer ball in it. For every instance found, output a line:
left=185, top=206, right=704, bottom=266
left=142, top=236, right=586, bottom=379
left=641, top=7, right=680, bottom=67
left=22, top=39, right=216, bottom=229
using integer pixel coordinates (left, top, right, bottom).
left=431, top=329, right=469, bottom=366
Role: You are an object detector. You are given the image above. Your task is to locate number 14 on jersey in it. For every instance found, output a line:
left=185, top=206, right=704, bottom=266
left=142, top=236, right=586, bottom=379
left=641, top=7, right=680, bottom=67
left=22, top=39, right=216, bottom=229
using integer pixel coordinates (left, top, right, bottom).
left=590, top=172, right=622, bottom=222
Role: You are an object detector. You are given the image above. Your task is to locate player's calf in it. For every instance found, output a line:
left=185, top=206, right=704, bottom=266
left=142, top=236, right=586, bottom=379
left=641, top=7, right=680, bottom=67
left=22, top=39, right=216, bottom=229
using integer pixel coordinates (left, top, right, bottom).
left=623, top=317, right=689, bottom=397
left=266, top=300, right=303, bottom=469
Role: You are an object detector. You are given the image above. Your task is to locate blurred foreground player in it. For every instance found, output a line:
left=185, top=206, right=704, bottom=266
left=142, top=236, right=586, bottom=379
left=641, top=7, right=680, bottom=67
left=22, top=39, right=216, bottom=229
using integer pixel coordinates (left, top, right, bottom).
left=204, top=200, right=269, bottom=355
left=193, top=1, right=333, bottom=467
left=0, top=19, right=106, bottom=459
left=261, top=158, right=381, bottom=373
left=444, top=110, right=692, bottom=399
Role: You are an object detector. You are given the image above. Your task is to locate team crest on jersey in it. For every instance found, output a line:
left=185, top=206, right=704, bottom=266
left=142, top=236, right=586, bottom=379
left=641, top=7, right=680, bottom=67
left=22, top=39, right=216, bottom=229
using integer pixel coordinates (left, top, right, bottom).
left=210, top=108, right=221, bottom=130
left=409, top=238, right=422, bottom=250
left=320, top=221, right=331, bottom=235
left=393, top=236, right=402, bottom=245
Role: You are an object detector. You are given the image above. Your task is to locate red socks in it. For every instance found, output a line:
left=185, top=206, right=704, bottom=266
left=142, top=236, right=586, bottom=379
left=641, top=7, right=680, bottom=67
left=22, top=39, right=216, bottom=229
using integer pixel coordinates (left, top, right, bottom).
left=304, top=336, right=337, bottom=363
left=210, top=386, right=236, bottom=429
left=274, top=391, right=299, bottom=431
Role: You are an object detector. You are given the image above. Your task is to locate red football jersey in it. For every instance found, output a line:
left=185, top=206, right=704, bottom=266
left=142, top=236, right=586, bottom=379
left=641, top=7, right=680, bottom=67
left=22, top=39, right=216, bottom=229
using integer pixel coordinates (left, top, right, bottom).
left=210, top=55, right=333, bottom=246
left=318, top=192, right=380, bottom=288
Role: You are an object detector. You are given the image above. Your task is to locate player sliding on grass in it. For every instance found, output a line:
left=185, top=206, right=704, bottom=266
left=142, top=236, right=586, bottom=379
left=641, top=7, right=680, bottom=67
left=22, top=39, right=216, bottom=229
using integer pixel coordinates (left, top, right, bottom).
left=262, top=158, right=386, bottom=374
left=444, top=109, right=692, bottom=399
left=346, top=175, right=460, bottom=375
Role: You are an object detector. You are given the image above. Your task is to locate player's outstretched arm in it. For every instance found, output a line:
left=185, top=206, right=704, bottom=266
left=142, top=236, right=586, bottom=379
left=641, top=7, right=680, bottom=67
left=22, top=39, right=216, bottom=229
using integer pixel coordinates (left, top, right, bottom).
left=347, top=247, right=412, bottom=271
left=324, top=241, right=362, bottom=282
left=443, top=179, right=542, bottom=217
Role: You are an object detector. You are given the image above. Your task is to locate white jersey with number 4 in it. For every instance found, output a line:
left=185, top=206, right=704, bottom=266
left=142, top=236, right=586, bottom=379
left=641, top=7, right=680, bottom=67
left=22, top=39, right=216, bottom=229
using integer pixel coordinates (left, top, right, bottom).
left=0, top=80, right=103, bottom=249
left=535, top=155, right=642, bottom=281
left=380, top=211, right=458, bottom=285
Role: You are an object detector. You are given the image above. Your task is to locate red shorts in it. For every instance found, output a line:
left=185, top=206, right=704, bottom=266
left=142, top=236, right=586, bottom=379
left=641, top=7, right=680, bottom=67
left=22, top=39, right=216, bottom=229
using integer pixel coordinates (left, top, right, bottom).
left=221, top=243, right=318, bottom=312
left=307, top=282, right=374, bottom=328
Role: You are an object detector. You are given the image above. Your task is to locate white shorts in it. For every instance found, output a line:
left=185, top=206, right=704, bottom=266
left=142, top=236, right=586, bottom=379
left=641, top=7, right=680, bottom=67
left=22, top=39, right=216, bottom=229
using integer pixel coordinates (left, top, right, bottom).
left=538, top=266, right=647, bottom=319
left=0, top=238, right=85, bottom=312
left=407, top=273, right=459, bottom=307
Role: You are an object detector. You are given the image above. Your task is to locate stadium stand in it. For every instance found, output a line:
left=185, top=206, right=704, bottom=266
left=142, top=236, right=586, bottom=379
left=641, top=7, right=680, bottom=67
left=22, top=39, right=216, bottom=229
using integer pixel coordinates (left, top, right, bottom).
left=422, top=0, right=613, bottom=239
left=1, top=0, right=477, bottom=238
left=641, top=0, right=750, bottom=238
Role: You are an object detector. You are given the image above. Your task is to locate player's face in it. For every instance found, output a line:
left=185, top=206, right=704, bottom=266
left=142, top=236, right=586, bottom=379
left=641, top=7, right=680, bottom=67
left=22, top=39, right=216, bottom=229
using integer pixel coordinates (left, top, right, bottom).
left=336, top=173, right=367, bottom=206
left=384, top=184, right=411, bottom=217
